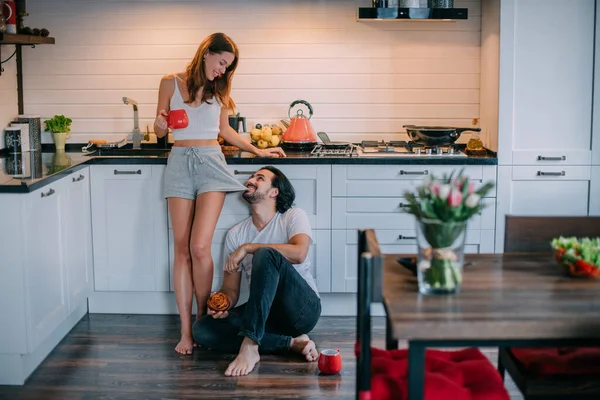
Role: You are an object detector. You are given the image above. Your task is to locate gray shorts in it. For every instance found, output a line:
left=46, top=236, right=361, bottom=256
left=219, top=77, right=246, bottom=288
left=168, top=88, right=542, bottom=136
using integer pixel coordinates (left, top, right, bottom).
left=164, top=146, right=247, bottom=200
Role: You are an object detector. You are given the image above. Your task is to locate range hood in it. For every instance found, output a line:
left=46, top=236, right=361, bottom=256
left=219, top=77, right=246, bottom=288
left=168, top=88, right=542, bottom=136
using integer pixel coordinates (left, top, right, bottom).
left=358, top=6, right=468, bottom=20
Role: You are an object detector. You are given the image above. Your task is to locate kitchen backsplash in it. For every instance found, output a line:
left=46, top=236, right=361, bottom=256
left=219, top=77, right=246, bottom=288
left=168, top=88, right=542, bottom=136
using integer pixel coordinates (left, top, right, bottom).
left=8, top=0, right=481, bottom=143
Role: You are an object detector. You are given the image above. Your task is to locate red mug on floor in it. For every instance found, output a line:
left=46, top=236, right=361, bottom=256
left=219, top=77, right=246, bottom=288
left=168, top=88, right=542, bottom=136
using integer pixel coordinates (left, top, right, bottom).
left=2, top=0, right=17, bottom=34
left=167, top=109, right=189, bottom=129
left=318, top=348, right=342, bottom=375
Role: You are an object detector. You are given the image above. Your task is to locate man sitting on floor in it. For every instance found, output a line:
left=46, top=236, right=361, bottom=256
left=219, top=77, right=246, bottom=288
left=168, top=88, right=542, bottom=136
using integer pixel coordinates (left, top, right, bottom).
left=193, top=166, right=321, bottom=376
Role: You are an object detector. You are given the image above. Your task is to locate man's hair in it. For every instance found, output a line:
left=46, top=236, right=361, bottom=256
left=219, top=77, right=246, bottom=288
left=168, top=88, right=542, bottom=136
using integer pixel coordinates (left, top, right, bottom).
left=262, top=166, right=295, bottom=213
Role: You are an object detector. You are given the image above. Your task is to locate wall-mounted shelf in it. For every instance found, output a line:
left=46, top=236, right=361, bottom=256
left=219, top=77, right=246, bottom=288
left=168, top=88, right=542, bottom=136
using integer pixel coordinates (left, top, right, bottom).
left=0, top=33, right=55, bottom=45
left=0, top=32, right=55, bottom=114
left=357, top=7, right=468, bottom=20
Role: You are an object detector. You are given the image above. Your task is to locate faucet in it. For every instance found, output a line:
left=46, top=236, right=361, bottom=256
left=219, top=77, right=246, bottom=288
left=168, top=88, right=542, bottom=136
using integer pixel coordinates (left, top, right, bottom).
left=122, top=97, right=143, bottom=149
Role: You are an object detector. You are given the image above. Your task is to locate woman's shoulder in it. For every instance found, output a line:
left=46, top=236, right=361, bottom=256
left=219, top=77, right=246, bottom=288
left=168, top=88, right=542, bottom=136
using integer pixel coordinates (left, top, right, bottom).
left=160, top=72, right=185, bottom=85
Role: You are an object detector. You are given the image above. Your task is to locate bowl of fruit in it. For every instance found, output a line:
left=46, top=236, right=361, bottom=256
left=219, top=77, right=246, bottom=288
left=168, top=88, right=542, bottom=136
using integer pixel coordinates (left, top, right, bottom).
left=551, top=237, right=600, bottom=278
left=250, top=123, right=283, bottom=149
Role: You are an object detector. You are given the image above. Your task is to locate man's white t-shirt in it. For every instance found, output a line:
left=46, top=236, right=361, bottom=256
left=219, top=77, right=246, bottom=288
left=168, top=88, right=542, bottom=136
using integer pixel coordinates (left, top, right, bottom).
left=223, top=207, right=319, bottom=297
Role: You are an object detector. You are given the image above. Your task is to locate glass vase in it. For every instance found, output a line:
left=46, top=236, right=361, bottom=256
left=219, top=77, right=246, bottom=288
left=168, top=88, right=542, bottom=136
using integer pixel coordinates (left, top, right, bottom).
left=416, top=219, right=467, bottom=295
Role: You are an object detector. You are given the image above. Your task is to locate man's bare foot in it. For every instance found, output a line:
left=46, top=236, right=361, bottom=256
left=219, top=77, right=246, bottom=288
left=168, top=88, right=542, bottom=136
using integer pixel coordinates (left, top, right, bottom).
left=175, top=334, right=194, bottom=355
left=290, top=334, right=319, bottom=362
left=225, top=337, right=260, bottom=376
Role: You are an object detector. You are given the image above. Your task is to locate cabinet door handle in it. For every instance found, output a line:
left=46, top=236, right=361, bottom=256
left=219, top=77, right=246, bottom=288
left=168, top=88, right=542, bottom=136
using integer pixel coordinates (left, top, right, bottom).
left=398, top=235, right=417, bottom=240
left=400, top=170, right=429, bottom=176
left=114, top=169, right=142, bottom=175
left=72, top=174, right=85, bottom=182
left=234, top=170, right=256, bottom=175
left=537, top=155, right=566, bottom=161
left=41, top=188, right=55, bottom=198
left=537, top=171, right=565, bottom=177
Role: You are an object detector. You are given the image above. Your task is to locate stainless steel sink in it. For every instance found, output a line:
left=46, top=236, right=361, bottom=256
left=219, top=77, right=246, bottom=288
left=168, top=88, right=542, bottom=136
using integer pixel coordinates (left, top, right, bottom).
left=85, top=148, right=169, bottom=157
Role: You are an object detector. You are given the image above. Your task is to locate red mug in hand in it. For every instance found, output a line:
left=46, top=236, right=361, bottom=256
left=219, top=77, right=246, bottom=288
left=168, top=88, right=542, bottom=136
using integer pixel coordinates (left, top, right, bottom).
left=2, top=0, right=17, bottom=34
left=318, top=348, right=342, bottom=375
left=167, top=109, right=189, bottom=129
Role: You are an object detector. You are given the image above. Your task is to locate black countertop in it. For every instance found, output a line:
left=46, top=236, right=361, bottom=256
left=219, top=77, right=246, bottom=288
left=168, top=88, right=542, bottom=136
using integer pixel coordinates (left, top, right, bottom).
left=0, top=146, right=497, bottom=193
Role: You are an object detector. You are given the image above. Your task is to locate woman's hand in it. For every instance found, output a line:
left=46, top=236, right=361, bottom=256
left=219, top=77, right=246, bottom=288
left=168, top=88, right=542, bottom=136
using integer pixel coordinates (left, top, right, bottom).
left=255, top=147, right=286, bottom=158
left=154, top=110, right=169, bottom=131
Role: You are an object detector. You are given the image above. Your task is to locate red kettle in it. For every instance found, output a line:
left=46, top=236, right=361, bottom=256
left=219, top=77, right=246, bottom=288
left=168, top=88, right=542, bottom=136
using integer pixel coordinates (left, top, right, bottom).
left=281, top=100, right=318, bottom=150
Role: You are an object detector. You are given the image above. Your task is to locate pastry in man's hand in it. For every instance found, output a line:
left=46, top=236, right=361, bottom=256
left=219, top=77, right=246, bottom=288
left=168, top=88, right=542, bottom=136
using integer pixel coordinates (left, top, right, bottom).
left=207, top=291, right=230, bottom=312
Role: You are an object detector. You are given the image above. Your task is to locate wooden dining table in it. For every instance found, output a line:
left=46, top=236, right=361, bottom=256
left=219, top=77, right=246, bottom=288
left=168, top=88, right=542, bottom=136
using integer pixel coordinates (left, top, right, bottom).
left=381, top=253, right=600, bottom=400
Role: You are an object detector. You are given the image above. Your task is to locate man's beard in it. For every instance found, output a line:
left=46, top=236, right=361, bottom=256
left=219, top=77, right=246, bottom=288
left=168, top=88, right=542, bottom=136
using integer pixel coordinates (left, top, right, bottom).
left=242, top=186, right=265, bottom=204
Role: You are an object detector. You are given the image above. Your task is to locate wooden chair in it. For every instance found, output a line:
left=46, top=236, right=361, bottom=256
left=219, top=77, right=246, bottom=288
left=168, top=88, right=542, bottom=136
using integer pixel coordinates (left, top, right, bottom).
left=504, top=216, right=600, bottom=253
left=499, top=215, right=600, bottom=400
left=355, top=229, right=509, bottom=400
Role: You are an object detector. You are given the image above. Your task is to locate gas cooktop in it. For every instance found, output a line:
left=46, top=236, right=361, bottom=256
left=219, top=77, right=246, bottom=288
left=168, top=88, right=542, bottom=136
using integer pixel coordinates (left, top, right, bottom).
left=310, top=140, right=467, bottom=157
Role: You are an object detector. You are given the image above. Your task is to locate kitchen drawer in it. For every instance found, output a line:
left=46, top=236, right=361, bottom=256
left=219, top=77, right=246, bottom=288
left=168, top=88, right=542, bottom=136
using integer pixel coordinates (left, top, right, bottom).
left=332, top=197, right=496, bottom=230
left=332, top=165, right=497, bottom=198
left=508, top=180, right=589, bottom=216
left=331, top=229, right=494, bottom=292
left=92, top=165, right=153, bottom=180
left=511, top=165, right=591, bottom=180
left=512, top=150, right=592, bottom=166
left=337, top=165, right=484, bottom=181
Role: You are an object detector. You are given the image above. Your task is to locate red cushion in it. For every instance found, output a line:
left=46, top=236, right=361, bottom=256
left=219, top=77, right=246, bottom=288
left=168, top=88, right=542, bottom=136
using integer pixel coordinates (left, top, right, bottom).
left=355, top=344, right=509, bottom=400
left=511, top=347, right=600, bottom=376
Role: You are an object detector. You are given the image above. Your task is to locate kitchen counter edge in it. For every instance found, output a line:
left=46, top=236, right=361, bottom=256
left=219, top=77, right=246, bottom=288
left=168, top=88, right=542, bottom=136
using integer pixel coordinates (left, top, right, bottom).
left=0, top=151, right=498, bottom=193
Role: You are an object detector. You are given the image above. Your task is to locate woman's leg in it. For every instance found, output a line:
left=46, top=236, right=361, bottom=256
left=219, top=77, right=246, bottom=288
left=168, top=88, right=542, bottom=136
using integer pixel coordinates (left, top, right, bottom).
left=169, top=197, right=196, bottom=355
left=189, top=191, right=226, bottom=320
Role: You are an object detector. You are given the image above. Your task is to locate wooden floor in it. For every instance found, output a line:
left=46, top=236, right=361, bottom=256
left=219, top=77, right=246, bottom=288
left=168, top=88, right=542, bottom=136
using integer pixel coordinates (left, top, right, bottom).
left=0, top=314, right=522, bottom=400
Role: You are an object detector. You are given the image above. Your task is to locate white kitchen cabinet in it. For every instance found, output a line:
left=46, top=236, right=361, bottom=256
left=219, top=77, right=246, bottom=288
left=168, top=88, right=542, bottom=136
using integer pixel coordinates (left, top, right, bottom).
left=332, top=197, right=496, bottom=231
left=495, top=166, right=592, bottom=251
left=332, top=165, right=497, bottom=198
left=497, top=0, right=595, bottom=166
left=22, top=180, right=68, bottom=352
left=590, top=167, right=600, bottom=216
left=168, top=228, right=331, bottom=294
left=62, top=167, right=93, bottom=312
left=90, top=165, right=169, bottom=292
left=0, top=168, right=92, bottom=385
left=331, top=229, right=492, bottom=293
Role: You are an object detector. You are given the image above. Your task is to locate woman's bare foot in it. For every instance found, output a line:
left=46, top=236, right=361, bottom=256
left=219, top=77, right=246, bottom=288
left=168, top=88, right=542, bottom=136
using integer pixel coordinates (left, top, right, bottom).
left=290, top=334, right=318, bottom=362
left=175, top=334, right=194, bottom=355
left=225, top=337, right=260, bottom=376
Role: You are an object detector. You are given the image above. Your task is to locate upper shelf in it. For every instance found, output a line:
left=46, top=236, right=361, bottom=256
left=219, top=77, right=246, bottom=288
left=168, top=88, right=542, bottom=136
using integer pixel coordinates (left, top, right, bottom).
left=0, top=33, right=55, bottom=45
left=357, top=7, right=468, bottom=20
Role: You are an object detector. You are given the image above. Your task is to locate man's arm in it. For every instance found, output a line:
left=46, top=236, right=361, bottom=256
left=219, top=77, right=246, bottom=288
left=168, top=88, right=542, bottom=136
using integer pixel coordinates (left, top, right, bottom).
left=245, top=233, right=310, bottom=264
left=220, top=269, right=242, bottom=310
left=224, top=233, right=310, bottom=273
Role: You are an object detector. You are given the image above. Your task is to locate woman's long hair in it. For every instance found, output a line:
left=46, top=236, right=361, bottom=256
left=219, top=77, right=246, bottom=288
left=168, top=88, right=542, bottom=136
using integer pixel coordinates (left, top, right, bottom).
left=185, top=32, right=238, bottom=111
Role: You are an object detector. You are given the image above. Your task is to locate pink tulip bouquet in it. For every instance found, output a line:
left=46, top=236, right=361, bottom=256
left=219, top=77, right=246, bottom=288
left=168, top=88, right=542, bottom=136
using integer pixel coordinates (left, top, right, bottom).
left=403, top=169, right=495, bottom=294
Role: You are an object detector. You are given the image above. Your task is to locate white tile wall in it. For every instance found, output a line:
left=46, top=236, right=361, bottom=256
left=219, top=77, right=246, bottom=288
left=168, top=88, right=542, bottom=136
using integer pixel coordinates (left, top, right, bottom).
left=0, top=51, right=18, bottom=149
left=16, top=0, right=481, bottom=143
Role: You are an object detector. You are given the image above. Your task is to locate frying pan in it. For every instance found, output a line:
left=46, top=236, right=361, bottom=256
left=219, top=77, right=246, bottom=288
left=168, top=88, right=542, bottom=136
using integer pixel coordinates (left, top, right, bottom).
left=403, top=125, right=481, bottom=146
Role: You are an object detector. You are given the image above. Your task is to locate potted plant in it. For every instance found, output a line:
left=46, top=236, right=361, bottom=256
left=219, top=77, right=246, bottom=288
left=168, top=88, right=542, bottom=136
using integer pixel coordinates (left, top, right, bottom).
left=44, top=115, right=73, bottom=151
left=403, top=169, right=495, bottom=295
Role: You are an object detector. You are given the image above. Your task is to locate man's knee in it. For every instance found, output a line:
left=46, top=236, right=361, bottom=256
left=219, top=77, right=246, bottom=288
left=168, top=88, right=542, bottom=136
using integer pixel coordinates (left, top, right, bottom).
left=252, top=247, right=282, bottom=271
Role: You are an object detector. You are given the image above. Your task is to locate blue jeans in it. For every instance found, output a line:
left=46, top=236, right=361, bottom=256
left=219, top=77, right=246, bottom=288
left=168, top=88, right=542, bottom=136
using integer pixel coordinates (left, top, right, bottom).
left=192, top=247, right=322, bottom=353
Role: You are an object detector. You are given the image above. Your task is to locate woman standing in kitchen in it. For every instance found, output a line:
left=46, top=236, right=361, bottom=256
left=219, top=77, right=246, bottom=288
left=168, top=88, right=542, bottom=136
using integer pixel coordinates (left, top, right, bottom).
left=153, top=32, right=286, bottom=355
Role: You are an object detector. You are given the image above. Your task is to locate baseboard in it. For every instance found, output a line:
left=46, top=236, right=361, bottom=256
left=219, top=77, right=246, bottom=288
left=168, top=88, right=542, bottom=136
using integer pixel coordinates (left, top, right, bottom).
left=0, top=300, right=88, bottom=385
left=89, top=291, right=385, bottom=317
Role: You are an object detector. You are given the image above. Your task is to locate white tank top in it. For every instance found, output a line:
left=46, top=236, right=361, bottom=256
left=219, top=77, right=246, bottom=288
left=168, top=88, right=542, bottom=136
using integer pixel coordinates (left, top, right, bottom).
left=169, top=79, right=221, bottom=141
